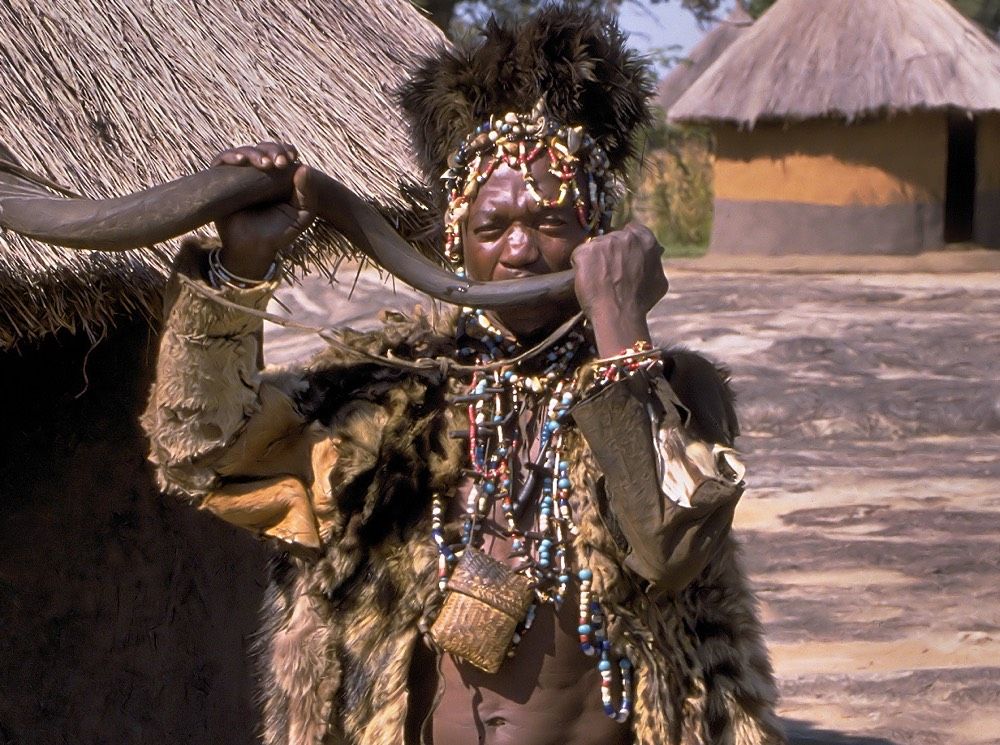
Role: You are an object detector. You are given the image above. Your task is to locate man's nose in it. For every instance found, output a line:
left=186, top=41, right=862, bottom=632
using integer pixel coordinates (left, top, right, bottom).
left=500, top=225, right=539, bottom=266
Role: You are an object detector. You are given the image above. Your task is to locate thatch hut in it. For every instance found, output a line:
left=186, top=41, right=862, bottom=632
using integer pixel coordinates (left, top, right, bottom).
left=669, top=0, right=1000, bottom=256
left=0, top=1, right=442, bottom=741
left=656, top=4, right=751, bottom=116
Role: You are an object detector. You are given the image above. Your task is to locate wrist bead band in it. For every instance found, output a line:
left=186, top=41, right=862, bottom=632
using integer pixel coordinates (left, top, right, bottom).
left=207, top=247, right=279, bottom=290
left=588, top=340, right=663, bottom=393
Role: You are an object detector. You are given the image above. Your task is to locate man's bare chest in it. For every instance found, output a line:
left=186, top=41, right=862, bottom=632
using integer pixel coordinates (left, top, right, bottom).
left=423, top=462, right=629, bottom=744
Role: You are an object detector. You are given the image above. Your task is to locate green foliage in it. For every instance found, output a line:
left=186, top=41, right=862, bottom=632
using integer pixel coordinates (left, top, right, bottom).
left=626, top=121, right=714, bottom=257
left=745, top=0, right=776, bottom=19
left=949, top=0, right=1000, bottom=34
left=646, top=0, right=724, bottom=24
left=416, top=0, right=1000, bottom=38
left=412, top=0, right=724, bottom=36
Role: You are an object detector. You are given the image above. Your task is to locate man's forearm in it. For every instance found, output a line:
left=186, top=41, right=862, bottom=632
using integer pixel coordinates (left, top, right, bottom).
left=589, top=302, right=652, bottom=358
left=571, top=366, right=743, bottom=597
left=141, top=239, right=278, bottom=496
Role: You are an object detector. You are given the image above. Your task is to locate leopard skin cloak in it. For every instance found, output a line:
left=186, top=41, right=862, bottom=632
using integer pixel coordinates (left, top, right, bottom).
left=142, top=245, right=785, bottom=745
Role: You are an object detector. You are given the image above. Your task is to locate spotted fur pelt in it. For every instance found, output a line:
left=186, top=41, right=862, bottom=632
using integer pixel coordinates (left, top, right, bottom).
left=250, top=312, right=464, bottom=745
left=145, top=287, right=784, bottom=745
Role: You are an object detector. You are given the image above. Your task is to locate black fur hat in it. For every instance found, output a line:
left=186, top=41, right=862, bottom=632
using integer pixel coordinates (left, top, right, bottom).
left=400, top=5, right=655, bottom=184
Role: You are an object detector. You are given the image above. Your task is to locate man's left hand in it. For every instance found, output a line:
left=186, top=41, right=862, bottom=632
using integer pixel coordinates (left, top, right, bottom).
left=571, top=222, right=669, bottom=357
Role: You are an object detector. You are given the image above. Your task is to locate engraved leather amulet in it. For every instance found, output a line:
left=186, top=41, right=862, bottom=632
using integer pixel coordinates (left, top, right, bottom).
left=429, top=547, right=534, bottom=673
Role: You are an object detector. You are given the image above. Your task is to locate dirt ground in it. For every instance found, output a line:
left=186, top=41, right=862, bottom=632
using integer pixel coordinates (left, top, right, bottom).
left=264, top=265, right=1000, bottom=745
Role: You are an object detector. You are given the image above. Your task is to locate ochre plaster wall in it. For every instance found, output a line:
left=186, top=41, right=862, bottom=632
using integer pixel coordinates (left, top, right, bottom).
left=714, top=113, right=947, bottom=206
left=975, top=113, right=1000, bottom=247
left=709, top=114, right=947, bottom=255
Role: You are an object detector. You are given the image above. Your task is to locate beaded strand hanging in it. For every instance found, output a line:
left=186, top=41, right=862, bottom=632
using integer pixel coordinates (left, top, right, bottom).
left=432, top=307, right=634, bottom=722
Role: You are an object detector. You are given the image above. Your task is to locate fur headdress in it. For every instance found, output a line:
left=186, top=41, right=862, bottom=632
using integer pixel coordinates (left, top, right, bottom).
left=400, top=5, right=655, bottom=185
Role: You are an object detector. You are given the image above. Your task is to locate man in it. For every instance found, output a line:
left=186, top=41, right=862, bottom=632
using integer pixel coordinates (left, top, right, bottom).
left=143, top=8, right=784, bottom=745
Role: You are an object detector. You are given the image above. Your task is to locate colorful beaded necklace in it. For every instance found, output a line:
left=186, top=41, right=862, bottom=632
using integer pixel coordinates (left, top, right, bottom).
left=431, top=307, right=633, bottom=722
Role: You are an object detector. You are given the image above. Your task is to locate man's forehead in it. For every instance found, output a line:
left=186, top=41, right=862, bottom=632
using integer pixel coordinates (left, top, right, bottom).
left=469, top=163, right=564, bottom=213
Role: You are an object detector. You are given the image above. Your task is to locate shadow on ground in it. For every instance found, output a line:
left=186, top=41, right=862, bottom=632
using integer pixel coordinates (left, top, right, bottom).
left=785, top=719, right=898, bottom=745
left=264, top=270, right=1000, bottom=744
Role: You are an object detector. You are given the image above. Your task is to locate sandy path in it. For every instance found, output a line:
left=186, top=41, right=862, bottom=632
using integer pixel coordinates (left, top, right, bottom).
left=265, top=267, right=1000, bottom=745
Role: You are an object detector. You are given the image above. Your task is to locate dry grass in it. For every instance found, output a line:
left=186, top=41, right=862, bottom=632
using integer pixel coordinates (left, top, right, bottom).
left=629, top=125, right=714, bottom=257
left=0, top=0, right=444, bottom=350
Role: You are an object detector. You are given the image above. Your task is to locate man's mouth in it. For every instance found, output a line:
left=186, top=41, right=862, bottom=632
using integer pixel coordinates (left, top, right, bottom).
left=496, top=268, right=544, bottom=280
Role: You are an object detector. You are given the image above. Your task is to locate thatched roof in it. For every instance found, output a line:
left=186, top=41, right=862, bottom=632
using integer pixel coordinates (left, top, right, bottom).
left=656, top=5, right=751, bottom=115
left=0, top=0, right=445, bottom=350
left=669, top=0, right=1000, bottom=127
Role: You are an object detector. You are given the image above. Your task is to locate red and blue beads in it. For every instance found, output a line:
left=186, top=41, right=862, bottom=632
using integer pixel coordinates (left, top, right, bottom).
left=435, top=308, right=631, bottom=723
left=578, top=567, right=634, bottom=722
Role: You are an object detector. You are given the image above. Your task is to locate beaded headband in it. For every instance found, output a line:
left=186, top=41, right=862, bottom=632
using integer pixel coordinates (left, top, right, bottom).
left=441, top=98, right=612, bottom=265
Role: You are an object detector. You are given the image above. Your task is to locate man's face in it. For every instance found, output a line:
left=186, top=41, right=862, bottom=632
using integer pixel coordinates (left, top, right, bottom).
left=462, top=157, right=589, bottom=339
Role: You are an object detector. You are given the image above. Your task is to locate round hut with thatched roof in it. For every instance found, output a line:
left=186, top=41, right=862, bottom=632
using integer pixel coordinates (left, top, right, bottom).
left=0, top=1, right=442, bottom=740
left=657, top=4, right=752, bottom=117
left=669, top=0, right=1000, bottom=256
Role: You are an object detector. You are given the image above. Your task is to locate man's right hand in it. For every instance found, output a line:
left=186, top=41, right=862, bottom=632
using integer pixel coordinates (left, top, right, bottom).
left=211, top=142, right=317, bottom=280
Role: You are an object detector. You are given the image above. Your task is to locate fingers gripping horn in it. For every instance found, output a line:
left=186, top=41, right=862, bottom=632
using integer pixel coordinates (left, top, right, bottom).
left=0, top=161, right=576, bottom=309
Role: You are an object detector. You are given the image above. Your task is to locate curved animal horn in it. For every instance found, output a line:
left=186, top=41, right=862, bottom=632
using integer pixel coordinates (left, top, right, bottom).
left=0, top=162, right=575, bottom=309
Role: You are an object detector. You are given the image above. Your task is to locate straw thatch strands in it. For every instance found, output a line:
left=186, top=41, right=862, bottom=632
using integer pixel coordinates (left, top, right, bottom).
left=1, top=3, right=445, bottom=741
left=669, top=0, right=1000, bottom=126
left=0, top=0, right=444, bottom=349
left=669, top=0, right=1000, bottom=256
left=656, top=4, right=751, bottom=116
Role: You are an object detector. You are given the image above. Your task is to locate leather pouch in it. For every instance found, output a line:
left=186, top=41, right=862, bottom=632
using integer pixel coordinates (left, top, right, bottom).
left=429, top=548, right=534, bottom=673
left=571, top=370, right=745, bottom=596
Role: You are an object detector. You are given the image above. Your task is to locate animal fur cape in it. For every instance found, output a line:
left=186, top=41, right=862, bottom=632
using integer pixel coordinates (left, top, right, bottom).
left=142, top=245, right=786, bottom=745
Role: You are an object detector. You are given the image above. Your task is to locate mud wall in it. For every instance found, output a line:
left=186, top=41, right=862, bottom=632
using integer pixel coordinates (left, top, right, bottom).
left=0, top=320, right=269, bottom=744
left=710, top=113, right=947, bottom=255
left=975, top=113, right=1000, bottom=248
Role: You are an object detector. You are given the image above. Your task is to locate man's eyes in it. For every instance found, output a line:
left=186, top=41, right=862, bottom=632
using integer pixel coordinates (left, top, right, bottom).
left=471, top=214, right=567, bottom=237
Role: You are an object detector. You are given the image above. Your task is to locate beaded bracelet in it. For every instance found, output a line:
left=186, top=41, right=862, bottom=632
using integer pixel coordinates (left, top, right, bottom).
left=588, top=340, right=663, bottom=392
left=207, top=247, right=279, bottom=290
